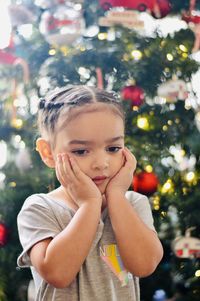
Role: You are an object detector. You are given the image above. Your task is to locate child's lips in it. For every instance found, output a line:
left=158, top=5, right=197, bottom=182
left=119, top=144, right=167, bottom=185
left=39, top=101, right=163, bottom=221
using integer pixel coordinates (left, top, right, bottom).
left=92, top=176, right=108, bottom=184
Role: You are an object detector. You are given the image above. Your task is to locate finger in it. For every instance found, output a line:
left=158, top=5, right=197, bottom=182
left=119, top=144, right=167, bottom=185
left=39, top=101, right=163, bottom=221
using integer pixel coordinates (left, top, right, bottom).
left=124, top=147, right=136, bottom=160
left=123, top=148, right=137, bottom=168
left=68, top=156, right=87, bottom=181
left=56, top=154, right=68, bottom=186
left=61, top=153, right=76, bottom=182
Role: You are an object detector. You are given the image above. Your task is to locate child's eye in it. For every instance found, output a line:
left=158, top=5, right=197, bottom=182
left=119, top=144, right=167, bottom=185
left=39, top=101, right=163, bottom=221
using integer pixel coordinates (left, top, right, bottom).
left=107, top=146, right=122, bottom=153
left=71, top=149, right=88, bottom=156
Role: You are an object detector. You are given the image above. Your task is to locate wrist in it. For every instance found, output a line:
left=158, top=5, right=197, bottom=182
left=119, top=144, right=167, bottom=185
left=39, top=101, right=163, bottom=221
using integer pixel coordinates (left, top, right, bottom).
left=79, top=197, right=102, bottom=209
left=105, top=190, right=126, bottom=201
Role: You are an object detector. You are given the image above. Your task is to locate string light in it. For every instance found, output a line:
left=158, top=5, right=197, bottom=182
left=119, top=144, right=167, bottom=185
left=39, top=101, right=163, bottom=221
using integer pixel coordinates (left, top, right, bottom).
left=179, top=44, right=188, bottom=52
left=132, top=106, right=139, bottom=112
left=185, top=171, right=195, bottom=182
left=153, top=195, right=160, bottom=210
left=137, top=116, right=150, bottom=130
left=181, top=52, right=188, bottom=59
left=162, top=125, right=168, bottom=131
left=161, top=179, right=174, bottom=194
left=161, top=211, right=167, bottom=217
left=195, top=270, right=200, bottom=277
left=182, top=187, right=188, bottom=195
left=131, top=50, right=142, bottom=60
left=11, top=119, right=23, bottom=129
left=145, top=165, right=153, bottom=173
left=98, top=33, right=107, bottom=40
left=60, top=46, right=68, bottom=56
left=49, top=49, right=56, bottom=56
left=166, top=53, right=174, bottom=61
left=123, top=53, right=129, bottom=61
left=80, top=46, right=86, bottom=52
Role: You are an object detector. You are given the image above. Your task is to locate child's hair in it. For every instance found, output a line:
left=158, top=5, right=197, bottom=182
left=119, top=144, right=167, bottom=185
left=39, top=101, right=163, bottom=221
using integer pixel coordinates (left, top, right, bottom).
left=37, top=85, right=125, bottom=146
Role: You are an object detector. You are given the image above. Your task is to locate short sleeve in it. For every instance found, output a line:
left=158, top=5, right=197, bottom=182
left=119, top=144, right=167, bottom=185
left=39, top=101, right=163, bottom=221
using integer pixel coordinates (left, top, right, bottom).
left=17, top=195, right=61, bottom=268
left=125, top=190, right=156, bottom=232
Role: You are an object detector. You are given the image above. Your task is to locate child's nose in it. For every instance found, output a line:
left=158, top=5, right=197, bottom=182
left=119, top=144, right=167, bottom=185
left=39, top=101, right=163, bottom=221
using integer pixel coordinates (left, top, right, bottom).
left=91, top=152, right=109, bottom=170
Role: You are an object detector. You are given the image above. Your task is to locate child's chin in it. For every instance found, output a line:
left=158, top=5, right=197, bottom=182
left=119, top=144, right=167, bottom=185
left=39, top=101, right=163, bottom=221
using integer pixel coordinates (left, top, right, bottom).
left=97, top=185, right=107, bottom=195
left=99, top=187, right=106, bottom=194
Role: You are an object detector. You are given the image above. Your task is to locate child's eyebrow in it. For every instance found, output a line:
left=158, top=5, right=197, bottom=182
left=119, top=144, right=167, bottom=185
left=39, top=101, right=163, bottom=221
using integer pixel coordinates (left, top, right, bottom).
left=68, top=136, right=124, bottom=145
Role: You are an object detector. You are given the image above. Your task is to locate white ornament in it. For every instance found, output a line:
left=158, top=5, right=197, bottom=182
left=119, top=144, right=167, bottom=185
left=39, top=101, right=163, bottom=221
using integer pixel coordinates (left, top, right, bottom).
left=15, top=148, right=32, bottom=172
left=157, top=79, right=188, bottom=102
left=39, top=3, right=84, bottom=46
left=172, top=228, right=200, bottom=258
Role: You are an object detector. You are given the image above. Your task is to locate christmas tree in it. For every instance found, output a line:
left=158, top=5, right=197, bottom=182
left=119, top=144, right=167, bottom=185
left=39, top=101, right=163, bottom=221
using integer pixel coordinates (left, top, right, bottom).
left=0, top=0, right=200, bottom=300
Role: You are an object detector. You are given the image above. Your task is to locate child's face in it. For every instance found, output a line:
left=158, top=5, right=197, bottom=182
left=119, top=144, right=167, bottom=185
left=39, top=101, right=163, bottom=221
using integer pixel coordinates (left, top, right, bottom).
left=53, top=106, right=125, bottom=195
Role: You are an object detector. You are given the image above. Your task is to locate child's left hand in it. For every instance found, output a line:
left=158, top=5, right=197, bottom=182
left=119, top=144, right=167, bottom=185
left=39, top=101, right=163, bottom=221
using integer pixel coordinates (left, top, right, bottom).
left=105, top=147, right=137, bottom=198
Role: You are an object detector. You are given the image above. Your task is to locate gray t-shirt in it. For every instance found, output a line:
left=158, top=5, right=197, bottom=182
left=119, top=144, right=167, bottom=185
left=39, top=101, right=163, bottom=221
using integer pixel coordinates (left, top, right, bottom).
left=17, top=190, right=155, bottom=301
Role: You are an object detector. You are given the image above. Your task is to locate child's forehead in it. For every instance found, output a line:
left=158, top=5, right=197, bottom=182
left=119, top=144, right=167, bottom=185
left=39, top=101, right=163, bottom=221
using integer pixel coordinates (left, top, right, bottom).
left=57, top=103, right=123, bottom=130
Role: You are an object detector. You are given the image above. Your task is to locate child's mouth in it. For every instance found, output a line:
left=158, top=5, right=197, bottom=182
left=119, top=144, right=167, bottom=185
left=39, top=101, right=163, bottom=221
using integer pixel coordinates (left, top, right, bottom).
left=92, top=176, right=108, bottom=185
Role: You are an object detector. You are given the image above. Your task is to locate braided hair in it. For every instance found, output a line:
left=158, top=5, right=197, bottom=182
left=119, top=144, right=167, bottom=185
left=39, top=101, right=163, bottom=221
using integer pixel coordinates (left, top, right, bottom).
left=37, top=85, right=125, bottom=146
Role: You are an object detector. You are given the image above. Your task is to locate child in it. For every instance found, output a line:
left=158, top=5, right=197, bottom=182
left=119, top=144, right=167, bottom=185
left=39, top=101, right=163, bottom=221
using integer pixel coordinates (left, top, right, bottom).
left=17, top=85, right=163, bottom=301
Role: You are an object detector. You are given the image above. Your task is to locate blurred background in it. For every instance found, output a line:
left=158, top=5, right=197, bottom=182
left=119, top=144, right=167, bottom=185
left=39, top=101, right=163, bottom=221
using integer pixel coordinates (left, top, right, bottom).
left=0, top=0, right=200, bottom=300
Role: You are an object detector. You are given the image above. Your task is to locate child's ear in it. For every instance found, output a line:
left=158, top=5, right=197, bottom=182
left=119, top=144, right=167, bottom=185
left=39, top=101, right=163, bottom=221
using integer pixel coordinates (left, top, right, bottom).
left=36, top=138, right=55, bottom=168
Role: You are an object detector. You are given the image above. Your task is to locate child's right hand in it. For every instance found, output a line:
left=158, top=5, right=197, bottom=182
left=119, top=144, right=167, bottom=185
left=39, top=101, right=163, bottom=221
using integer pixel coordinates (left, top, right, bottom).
left=55, top=153, right=102, bottom=208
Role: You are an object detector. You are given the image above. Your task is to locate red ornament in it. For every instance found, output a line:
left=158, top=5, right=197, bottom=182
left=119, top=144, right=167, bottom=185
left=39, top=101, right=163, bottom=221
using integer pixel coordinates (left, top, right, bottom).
left=0, top=50, right=29, bottom=83
left=0, top=223, right=8, bottom=247
left=121, top=85, right=145, bottom=107
left=0, top=50, right=18, bottom=65
left=151, top=0, right=171, bottom=19
left=133, top=171, right=159, bottom=195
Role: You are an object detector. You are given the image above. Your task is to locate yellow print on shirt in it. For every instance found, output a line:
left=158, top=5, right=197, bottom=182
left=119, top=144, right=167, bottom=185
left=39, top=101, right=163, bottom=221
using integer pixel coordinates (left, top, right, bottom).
left=100, top=244, right=129, bottom=286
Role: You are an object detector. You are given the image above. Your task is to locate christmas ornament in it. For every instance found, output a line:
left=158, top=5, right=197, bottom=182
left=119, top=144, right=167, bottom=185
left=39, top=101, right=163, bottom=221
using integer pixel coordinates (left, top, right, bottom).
left=98, top=10, right=144, bottom=30
left=132, top=171, right=159, bottom=196
left=153, top=289, right=167, bottom=301
left=35, top=0, right=84, bottom=9
left=121, top=85, right=145, bottom=107
left=34, top=0, right=65, bottom=9
left=182, top=0, right=200, bottom=52
left=151, top=0, right=171, bottom=19
left=8, top=4, right=35, bottom=27
left=0, top=223, right=8, bottom=247
left=99, top=0, right=171, bottom=19
left=172, top=228, right=200, bottom=258
left=0, top=50, right=29, bottom=83
left=39, top=3, right=84, bottom=46
left=15, top=148, right=32, bottom=172
left=157, top=79, right=188, bottom=102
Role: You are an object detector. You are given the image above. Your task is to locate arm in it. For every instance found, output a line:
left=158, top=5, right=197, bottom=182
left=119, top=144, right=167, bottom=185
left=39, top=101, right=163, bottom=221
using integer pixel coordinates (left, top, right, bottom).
left=105, top=147, right=163, bottom=277
left=107, top=192, right=163, bottom=277
left=30, top=153, right=102, bottom=288
left=30, top=201, right=101, bottom=289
